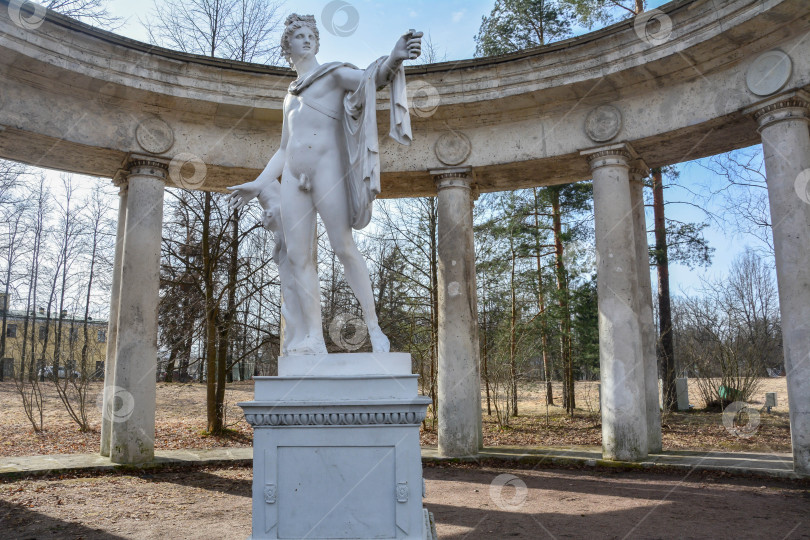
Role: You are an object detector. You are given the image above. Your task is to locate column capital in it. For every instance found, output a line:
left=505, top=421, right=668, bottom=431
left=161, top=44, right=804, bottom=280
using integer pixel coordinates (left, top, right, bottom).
left=744, top=90, right=810, bottom=130
left=581, top=143, right=638, bottom=170
left=629, top=158, right=650, bottom=182
left=126, top=154, right=170, bottom=182
left=430, top=167, right=473, bottom=191
left=112, top=155, right=131, bottom=189
left=112, top=172, right=128, bottom=191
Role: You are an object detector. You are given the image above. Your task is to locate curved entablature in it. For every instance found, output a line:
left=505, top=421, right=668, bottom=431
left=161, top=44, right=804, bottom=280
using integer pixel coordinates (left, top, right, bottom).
left=0, top=0, right=808, bottom=197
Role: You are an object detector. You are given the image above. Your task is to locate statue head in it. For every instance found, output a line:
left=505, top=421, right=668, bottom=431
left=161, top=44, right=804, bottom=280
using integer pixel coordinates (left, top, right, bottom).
left=281, top=14, right=320, bottom=66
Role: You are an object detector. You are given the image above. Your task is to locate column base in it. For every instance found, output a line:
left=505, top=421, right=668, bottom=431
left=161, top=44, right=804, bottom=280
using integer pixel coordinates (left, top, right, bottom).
left=239, top=353, right=435, bottom=540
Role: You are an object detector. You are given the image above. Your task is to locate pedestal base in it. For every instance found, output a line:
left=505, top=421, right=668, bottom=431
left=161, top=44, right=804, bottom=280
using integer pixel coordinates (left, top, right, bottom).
left=239, top=353, right=436, bottom=540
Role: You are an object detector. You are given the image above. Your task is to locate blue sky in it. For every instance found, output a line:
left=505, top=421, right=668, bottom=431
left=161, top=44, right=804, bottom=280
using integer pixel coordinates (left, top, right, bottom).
left=109, top=0, right=672, bottom=65
left=109, top=0, right=497, bottom=64
left=103, top=0, right=762, bottom=295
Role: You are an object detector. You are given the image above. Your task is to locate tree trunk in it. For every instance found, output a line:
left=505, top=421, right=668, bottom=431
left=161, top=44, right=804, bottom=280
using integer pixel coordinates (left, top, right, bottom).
left=81, top=227, right=98, bottom=383
left=652, top=169, right=677, bottom=411
left=240, top=300, right=249, bottom=380
left=202, top=192, right=219, bottom=433
left=509, top=235, right=518, bottom=417
left=213, top=208, right=240, bottom=431
left=20, top=251, right=35, bottom=382
left=165, top=349, right=176, bottom=383
left=0, top=261, right=11, bottom=368
left=428, top=197, right=439, bottom=425
left=215, top=314, right=228, bottom=430
left=551, top=187, right=574, bottom=414
left=481, top=283, right=491, bottom=416
left=533, top=188, right=553, bottom=405
left=180, top=333, right=192, bottom=382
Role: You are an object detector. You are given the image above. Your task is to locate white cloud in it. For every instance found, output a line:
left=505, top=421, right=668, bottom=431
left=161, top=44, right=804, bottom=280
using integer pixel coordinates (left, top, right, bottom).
left=451, top=9, right=466, bottom=23
left=409, top=10, right=418, bottom=18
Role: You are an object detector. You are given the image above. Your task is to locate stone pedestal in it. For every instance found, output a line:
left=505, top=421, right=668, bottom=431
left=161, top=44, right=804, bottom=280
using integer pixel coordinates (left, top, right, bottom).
left=239, top=353, right=435, bottom=540
left=675, top=378, right=690, bottom=411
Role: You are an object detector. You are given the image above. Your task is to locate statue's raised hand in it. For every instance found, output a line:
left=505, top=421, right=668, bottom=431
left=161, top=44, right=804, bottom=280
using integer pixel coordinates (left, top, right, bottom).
left=393, top=30, right=423, bottom=62
left=226, top=180, right=262, bottom=210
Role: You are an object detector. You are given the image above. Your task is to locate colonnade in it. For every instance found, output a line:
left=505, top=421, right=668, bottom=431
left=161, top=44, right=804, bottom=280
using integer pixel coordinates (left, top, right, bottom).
left=428, top=90, right=810, bottom=475
left=100, top=92, right=810, bottom=476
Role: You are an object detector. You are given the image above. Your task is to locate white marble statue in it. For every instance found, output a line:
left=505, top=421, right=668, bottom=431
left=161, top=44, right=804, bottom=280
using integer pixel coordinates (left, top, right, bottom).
left=227, top=14, right=422, bottom=355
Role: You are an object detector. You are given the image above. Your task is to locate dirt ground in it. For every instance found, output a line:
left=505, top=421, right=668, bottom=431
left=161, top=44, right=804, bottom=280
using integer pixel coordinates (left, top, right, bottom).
left=0, top=463, right=807, bottom=539
left=0, top=378, right=793, bottom=457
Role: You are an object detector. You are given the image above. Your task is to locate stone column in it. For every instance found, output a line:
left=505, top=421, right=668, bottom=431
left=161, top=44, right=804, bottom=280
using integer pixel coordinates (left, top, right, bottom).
left=100, top=176, right=127, bottom=457
left=749, top=92, right=810, bottom=476
left=109, top=157, right=167, bottom=464
left=582, top=144, right=648, bottom=461
left=432, top=168, right=481, bottom=457
left=629, top=164, right=662, bottom=454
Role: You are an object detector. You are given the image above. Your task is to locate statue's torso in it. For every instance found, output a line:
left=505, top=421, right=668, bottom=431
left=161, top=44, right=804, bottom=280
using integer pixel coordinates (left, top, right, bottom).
left=284, top=70, right=348, bottom=170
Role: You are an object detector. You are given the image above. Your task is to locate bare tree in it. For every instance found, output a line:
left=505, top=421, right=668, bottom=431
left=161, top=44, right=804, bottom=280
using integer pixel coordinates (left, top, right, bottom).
left=0, top=160, right=30, bottom=206
left=145, top=0, right=283, bottom=64
left=415, top=32, right=446, bottom=64
left=144, top=0, right=283, bottom=433
left=698, top=148, right=772, bottom=254
left=46, top=0, right=122, bottom=27
left=71, top=187, right=114, bottom=430
left=0, top=199, right=29, bottom=372
left=372, top=198, right=440, bottom=423
left=675, top=250, right=779, bottom=408
left=224, top=0, right=283, bottom=63
left=13, top=176, right=49, bottom=431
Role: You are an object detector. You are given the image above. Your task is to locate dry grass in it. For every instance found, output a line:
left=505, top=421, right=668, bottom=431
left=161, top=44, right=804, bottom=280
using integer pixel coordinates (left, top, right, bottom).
left=0, top=377, right=793, bottom=458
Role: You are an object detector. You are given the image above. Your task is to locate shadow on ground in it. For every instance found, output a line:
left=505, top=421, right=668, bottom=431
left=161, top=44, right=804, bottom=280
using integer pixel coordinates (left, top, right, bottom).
left=0, top=500, right=126, bottom=540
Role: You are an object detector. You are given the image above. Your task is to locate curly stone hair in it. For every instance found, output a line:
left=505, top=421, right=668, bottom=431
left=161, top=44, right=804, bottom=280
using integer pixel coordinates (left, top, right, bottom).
left=281, top=14, right=320, bottom=66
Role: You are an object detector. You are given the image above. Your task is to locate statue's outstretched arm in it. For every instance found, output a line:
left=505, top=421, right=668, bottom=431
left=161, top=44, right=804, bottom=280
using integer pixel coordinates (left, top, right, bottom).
left=334, top=31, right=423, bottom=92
left=376, top=30, right=423, bottom=87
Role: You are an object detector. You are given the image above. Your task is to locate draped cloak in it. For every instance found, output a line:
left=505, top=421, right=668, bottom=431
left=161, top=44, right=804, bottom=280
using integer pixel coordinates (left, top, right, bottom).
left=288, top=57, right=412, bottom=230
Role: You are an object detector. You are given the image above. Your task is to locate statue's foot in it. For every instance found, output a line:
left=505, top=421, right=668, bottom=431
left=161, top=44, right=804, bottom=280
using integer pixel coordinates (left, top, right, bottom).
left=287, top=335, right=327, bottom=355
left=368, top=324, right=390, bottom=353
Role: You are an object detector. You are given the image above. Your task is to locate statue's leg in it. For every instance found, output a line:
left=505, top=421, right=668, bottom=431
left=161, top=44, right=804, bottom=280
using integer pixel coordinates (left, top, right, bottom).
left=280, top=169, right=325, bottom=354
left=312, top=167, right=390, bottom=353
left=278, top=252, right=301, bottom=353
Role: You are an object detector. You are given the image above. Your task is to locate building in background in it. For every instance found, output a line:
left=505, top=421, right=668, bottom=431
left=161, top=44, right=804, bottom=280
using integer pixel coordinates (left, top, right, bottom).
left=0, top=294, right=108, bottom=381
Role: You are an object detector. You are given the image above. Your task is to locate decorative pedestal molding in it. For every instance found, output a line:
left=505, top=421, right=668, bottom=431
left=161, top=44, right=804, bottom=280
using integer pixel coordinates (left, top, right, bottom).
left=239, top=353, right=436, bottom=539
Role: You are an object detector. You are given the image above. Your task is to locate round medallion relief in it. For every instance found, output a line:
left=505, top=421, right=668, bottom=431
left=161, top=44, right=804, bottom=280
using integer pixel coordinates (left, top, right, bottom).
left=136, top=117, right=174, bottom=155
left=746, top=50, right=792, bottom=97
left=434, top=131, right=472, bottom=166
left=584, top=105, right=622, bottom=143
